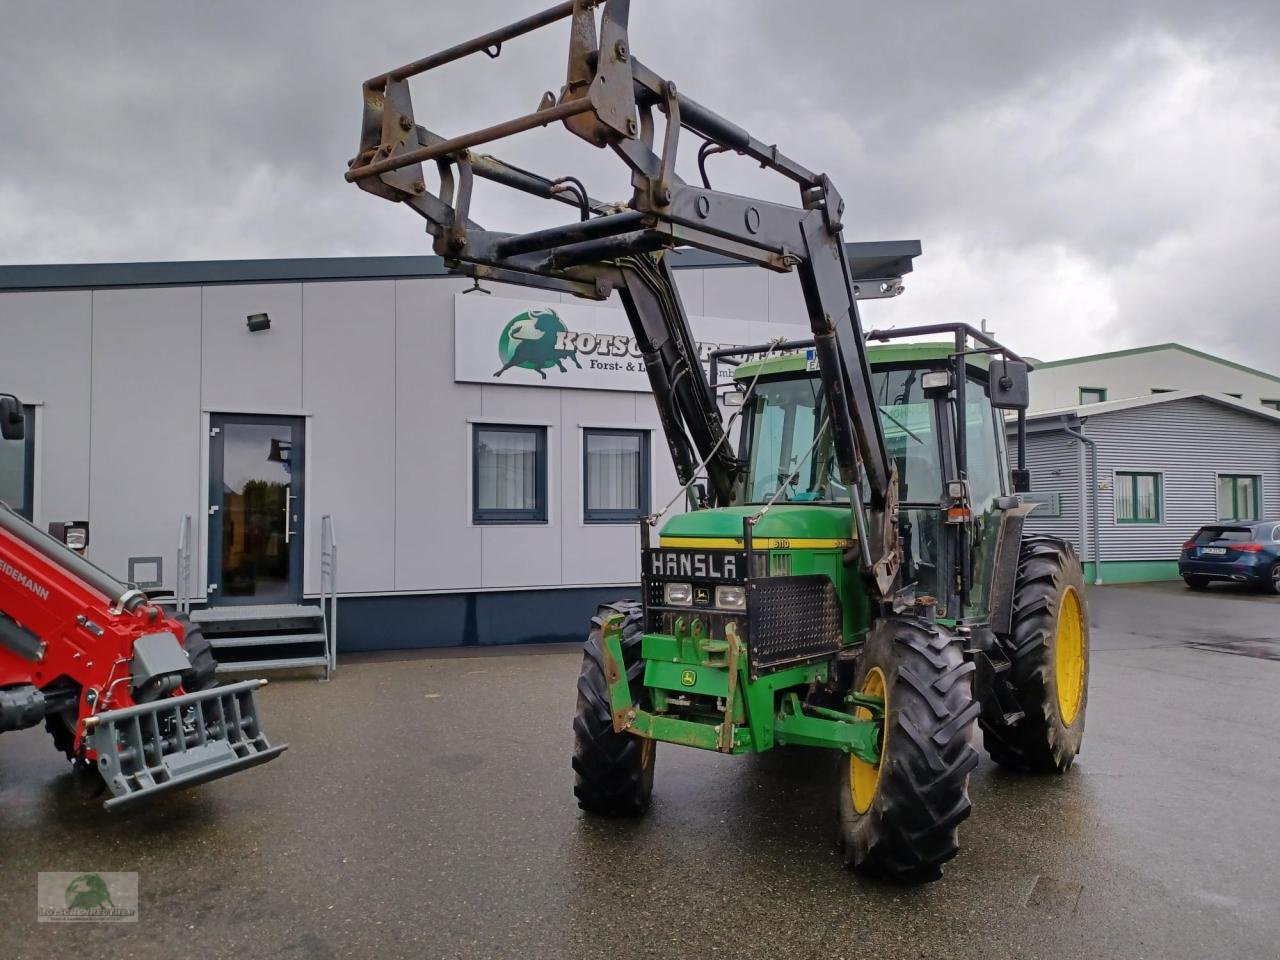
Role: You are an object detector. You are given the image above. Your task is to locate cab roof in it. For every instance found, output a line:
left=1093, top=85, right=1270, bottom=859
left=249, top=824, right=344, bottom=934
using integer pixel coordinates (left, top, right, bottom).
left=731, top=342, right=997, bottom=381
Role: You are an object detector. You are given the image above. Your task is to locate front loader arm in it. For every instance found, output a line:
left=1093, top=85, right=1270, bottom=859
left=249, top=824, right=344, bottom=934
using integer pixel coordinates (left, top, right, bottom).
left=345, top=0, right=913, bottom=598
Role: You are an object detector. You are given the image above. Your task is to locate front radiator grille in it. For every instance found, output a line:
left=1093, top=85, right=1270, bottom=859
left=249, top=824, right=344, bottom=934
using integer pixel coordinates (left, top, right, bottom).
left=746, top=574, right=843, bottom=675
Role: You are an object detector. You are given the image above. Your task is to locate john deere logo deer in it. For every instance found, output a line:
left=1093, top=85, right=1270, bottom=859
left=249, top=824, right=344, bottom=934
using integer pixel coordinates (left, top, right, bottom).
left=494, top=308, right=582, bottom=379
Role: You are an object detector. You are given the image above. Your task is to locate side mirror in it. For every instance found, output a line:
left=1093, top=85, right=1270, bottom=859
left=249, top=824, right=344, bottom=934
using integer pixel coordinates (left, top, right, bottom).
left=1011, top=468, right=1032, bottom=494
left=988, top=359, right=1029, bottom=410
left=0, top=395, right=24, bottom=441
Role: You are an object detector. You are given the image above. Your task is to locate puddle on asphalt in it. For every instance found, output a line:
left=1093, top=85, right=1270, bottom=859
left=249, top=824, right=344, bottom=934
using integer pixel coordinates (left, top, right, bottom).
left=1185, top=638, right=1280, bottom=661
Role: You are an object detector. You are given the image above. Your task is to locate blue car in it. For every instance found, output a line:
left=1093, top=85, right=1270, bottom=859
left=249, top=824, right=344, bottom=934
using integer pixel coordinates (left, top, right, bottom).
left=1179, top=521, right=1280, bottom=593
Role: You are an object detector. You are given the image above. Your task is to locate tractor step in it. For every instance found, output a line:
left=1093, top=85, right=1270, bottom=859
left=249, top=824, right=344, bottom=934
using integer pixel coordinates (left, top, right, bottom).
left=84, top=679, right=287, bottom=810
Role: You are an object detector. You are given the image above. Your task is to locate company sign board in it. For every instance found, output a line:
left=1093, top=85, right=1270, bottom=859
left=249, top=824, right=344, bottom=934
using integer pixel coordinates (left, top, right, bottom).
left=454, top=294, right=797, bottom=393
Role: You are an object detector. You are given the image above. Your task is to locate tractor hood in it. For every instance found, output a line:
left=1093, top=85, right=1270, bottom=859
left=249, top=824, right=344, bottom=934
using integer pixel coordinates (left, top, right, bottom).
left=659, top=505, right=854, bottom=549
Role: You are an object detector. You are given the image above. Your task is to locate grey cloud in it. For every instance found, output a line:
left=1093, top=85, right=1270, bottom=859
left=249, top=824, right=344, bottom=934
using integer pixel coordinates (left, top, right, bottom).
left=0, top=1, right=1276, bottom=369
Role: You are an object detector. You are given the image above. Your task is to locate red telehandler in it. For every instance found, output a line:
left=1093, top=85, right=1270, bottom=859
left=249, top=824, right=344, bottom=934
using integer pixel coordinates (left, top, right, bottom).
left=0, top=392, right=285, bottom=809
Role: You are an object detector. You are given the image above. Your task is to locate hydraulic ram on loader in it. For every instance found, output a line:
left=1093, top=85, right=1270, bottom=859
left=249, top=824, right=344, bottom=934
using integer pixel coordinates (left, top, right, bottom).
left=0, top=460, right=285, bottom=809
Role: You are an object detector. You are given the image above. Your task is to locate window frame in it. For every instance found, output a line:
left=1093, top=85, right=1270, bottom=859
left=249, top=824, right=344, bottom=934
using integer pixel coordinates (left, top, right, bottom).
left=1078, top=386, right=1107, bottom=405
left=0, top=405, right=35, bottom=521
left=1113, top=470, right=1162, bottom=524
left=1216, top=472, right=1261, bottom=523
left=582, top=427, right=651, bottom=524
left=471, top=423, right=548, bottom=525
left=1261, top=399, right=1280, bottom=411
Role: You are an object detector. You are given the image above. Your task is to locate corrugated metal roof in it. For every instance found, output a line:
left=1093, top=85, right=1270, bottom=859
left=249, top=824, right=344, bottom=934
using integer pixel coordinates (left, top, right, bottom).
left=1028, top=389, right=1280, bottom=425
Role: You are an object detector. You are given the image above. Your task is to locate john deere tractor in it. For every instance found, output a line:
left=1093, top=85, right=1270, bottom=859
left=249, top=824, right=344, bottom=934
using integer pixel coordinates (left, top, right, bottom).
left=346, top=1, right=1090, bottom=882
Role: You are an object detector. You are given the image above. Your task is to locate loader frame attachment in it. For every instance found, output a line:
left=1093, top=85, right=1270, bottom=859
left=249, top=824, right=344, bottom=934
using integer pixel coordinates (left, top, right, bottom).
left=87, top=679, right=284, bottom=810
left=346, top=0, right=916, bottom=602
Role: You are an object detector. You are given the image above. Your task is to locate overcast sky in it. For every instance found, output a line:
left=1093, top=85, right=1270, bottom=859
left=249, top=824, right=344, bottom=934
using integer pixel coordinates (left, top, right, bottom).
left=2, top=1, right=1277, bottom=367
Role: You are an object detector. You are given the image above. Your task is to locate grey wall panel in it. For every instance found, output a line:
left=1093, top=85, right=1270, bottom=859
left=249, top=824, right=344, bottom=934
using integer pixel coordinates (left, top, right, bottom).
left=704, top=266, right=769, bottom=322
left=89, top=287, right=202, bottom=586
left=1086, top=398, right=1280, bottom=561
left=302, top=280, right=397, bottom=594
left=481, top=523, right=563, bottom=588
left=0, top=290, right=93, bottom=522
left=201, top=283, right=303, bottom=411
left=561, top=390, right=644, bottom=586
left=393, top=279, right=483, bottom=591
left=1020, top=431, right=1085, bottom=553
left=767, top=271, right=808, bottom=326
left=674, top=269, right=704, bottom=317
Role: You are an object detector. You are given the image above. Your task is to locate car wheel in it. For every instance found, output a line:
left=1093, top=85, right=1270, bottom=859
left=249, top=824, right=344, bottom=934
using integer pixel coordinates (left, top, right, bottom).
left=1183, top=575, right=1209, bottom=591
left=1266, top=563, right=1280, bottom=596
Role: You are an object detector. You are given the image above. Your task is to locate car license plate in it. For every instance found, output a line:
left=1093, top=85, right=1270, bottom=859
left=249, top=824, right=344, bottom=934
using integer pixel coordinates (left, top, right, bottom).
left=1202, top=547, right=1227, bottom=555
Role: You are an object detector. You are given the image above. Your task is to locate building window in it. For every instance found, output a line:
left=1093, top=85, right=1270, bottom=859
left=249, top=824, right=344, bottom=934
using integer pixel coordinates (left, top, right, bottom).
left=1226, top=392, right=1243, bottom=399
left=472, top=425, right=547, bottom=523
left=1115, top=471, right=1161, bottom=523
left=583, top=429, right=649, bottom=523
left=1151, top=388, right=1174, bottom=394
left=0, top=405, right=34, bottom=521
left=1262, top=399, right=1280, bottom=411
left=1217, top=474, right=1259, bottom=522
left=1079, top=387, right=1107, bottom=405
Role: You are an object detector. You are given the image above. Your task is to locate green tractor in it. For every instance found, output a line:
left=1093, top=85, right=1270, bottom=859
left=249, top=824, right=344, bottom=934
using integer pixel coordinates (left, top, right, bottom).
left=343, top=1, right=1091, bottom=883
left=572, top=331, right=1090, bottom=882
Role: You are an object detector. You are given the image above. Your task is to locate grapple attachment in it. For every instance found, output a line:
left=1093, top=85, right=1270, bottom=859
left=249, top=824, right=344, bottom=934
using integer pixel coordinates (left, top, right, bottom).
left=85, top=680, right=286, bottom=810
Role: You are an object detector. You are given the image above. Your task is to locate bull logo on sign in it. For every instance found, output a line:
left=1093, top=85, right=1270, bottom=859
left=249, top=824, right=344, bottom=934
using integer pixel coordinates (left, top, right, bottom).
left=494, top=308, right=582, bottom=380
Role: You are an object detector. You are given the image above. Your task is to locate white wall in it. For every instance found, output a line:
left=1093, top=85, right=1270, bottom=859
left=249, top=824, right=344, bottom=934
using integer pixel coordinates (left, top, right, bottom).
left=0, top=266, right=766, bottom=599
left=1030, top=347, right=1280, bottom=412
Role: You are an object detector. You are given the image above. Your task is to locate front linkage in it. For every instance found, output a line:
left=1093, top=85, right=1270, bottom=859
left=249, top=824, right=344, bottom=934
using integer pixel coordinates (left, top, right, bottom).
left=598, top=612, right=883, bottom=762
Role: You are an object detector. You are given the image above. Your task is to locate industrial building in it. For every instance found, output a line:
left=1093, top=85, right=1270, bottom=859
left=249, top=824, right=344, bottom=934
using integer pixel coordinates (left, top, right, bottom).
left=3, top=247, right=1275, bottom=662
left=1018, top=342, right=1280, bottom=583
left=0, top=246, right=916, bottom=657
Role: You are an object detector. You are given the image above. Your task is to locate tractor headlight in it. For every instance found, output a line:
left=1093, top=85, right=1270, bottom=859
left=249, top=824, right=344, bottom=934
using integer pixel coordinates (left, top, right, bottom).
left=664, top=582, right=693, bottom=606
left=715, top=585, right=746, bottom=610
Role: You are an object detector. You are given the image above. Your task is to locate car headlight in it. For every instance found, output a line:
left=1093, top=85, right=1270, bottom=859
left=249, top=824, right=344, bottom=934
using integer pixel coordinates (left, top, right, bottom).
left=664, top=582, right=693, bottom=606
left=715, top=585, right=746, bottom=610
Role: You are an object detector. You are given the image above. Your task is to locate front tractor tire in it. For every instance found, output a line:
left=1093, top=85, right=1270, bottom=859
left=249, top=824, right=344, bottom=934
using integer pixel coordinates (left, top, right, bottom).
left=837, top=617, right=980, bottom=883
left=572, top=600, right=655, bottom=816
left=981, top=536, right=1090, bottom=773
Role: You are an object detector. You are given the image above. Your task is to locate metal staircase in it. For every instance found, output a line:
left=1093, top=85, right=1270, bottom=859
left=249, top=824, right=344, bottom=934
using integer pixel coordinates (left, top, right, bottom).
left=175, top=514, right=338, bottom=680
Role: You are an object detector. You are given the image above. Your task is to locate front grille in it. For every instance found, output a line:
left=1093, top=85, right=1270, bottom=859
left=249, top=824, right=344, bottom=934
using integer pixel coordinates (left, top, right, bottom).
left=746, top=574, right=843, bottom=675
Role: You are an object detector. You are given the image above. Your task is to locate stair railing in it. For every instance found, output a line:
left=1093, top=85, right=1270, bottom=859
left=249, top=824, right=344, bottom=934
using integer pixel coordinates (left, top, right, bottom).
left=320, top=514, right=338, bottom=678
left=176, top=514, right=192, bottom=615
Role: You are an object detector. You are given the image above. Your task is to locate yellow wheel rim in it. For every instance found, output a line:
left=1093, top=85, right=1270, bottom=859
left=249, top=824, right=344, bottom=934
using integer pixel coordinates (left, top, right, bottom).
left=849, top=666, right=887, bottom=815
left=1055, top=586, right=1086, bottom=725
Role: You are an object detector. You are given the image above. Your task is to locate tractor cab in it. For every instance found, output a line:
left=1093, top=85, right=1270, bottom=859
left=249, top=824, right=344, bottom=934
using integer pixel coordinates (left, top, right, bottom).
left=697, top=327, right=1032, bottom=624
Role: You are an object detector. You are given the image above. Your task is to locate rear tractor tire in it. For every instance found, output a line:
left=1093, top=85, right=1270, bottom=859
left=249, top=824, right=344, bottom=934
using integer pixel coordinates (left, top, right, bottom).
left=981, top=536, right=1089, bottom=773
left=571, top=600, right=655, bottom=816
left=837, top=616, right=980, bottom=883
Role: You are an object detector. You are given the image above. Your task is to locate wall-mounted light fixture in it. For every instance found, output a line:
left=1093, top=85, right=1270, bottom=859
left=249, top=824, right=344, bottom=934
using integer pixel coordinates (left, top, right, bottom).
left=246, top=312, right=271, bottom=333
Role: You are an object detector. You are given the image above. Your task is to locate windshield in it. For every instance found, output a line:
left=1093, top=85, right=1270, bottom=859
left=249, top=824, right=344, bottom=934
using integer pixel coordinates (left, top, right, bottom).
left=737, top=369, right=944, bottom=505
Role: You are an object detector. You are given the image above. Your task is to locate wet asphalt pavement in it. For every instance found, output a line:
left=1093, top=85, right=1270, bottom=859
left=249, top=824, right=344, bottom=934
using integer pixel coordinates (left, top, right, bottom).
left=2, top=581, right=1279, bottom=960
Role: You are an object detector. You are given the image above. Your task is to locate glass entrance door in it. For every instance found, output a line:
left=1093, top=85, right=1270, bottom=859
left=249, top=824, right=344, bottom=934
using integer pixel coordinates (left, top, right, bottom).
left=207, top=414, right=305, bottom=605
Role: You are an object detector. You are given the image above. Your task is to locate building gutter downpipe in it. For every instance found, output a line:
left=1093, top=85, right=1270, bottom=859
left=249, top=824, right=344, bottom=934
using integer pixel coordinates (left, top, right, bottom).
left=1063, top=423, right=1103, bottom=586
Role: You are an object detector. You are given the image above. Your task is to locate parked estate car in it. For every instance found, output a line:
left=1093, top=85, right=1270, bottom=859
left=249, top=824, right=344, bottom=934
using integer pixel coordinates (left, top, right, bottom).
left=1179, top=522, right=1280, bottom=593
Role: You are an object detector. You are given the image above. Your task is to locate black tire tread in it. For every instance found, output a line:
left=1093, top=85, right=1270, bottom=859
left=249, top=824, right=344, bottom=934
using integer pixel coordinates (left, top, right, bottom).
left=571, top=600, right=654, bottom=816
left=838, top=617, right=979, bottom=883
left=980, top=535, right=1088, bottom=773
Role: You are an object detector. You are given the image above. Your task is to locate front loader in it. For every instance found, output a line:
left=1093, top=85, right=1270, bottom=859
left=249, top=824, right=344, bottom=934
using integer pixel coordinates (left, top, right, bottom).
left=0, top=394, right=286, bottom=809
left=346, top=1, right=1091, bottom=881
